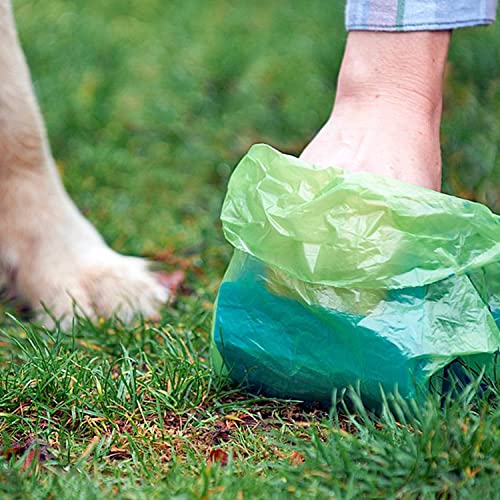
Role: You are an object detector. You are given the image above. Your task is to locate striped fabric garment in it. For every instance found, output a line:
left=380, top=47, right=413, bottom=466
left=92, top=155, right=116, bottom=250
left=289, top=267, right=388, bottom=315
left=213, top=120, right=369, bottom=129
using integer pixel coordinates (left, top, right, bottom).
left=346, top=0, right=498, bottom=30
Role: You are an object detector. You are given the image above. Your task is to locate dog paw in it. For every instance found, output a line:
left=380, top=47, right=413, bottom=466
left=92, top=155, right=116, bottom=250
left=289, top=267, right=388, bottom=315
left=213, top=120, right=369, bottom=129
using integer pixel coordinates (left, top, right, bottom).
left=0, top=169, right=173, bottom=329
left=24, top=248, right=169, bottom=329
left=10, top=246, right=170, bottom=329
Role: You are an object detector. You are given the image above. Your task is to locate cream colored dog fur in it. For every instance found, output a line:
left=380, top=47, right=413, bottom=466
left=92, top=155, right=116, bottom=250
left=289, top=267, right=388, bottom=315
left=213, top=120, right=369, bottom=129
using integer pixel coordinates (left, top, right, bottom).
left=0, top=0, right=168, bottom=327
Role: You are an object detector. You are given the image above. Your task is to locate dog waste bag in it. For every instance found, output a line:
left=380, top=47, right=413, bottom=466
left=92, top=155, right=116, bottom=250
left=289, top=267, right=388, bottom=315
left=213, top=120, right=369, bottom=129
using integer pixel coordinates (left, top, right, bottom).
left=212, top=144, right=500, bottom=405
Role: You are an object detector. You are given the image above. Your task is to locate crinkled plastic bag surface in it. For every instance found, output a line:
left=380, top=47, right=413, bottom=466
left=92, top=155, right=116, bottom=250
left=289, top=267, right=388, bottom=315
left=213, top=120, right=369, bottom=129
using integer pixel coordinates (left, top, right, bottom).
left=212, top=144, right=500, bottom=405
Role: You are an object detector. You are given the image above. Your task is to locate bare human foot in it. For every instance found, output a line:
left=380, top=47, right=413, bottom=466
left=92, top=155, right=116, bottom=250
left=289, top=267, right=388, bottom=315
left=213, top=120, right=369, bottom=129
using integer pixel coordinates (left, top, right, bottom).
left=301, top=31, right=450, bottom=191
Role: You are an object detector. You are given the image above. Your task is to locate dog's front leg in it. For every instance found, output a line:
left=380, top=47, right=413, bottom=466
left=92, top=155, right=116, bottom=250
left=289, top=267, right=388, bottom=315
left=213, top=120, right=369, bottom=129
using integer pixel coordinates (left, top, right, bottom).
left=0, top=0, right=168, bottom=327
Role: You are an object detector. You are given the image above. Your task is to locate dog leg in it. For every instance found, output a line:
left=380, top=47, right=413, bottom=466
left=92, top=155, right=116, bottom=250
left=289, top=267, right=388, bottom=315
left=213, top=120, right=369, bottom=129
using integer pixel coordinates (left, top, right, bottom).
left=0, top=0, right=169, bottom=327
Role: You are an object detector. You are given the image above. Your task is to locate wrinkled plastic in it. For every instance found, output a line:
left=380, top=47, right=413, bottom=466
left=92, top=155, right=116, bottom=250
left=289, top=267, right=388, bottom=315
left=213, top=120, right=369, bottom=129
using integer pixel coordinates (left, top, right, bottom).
left=212, top=144, right=500, bottom=405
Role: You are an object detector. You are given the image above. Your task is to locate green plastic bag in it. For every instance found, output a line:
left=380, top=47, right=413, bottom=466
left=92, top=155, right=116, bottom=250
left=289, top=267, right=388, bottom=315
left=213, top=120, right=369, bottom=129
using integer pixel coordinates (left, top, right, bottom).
left=212, top=144, right=500, bottom=405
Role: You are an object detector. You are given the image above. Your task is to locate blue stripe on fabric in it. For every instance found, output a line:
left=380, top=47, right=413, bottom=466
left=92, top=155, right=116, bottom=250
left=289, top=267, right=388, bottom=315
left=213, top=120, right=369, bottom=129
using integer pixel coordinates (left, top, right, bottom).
left=346, top=0, right=498, bottom=31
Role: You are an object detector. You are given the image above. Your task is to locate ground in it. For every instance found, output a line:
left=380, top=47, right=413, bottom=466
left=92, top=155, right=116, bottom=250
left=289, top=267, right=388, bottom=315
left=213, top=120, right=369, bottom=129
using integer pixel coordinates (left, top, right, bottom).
left=0, top=0, right=499, bottom=498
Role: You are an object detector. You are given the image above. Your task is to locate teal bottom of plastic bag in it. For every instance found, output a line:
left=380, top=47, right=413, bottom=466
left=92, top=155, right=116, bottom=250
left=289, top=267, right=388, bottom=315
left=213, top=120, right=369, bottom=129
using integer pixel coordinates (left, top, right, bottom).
left=212, top=252, right=499, bottom=406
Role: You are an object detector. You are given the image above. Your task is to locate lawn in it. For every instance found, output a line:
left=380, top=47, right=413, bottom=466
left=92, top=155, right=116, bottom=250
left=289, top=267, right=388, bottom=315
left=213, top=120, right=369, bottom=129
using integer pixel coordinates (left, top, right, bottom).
left=1, top=0, right=499, bottom=497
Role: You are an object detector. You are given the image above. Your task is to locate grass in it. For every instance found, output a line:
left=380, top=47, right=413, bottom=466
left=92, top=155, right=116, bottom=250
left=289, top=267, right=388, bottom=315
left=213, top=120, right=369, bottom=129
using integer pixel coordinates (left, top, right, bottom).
left=1, top=0, right=499, bottom=497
